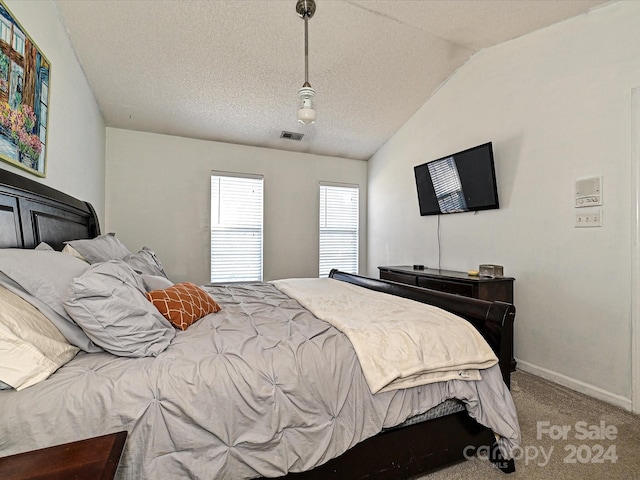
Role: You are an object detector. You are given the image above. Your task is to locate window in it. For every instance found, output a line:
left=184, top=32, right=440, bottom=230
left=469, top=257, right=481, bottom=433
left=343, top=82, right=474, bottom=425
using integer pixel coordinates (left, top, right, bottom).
left=0, top=18, right=11, bottom=45
left=319, top=184, right=359, bottom=277
left=210, top=172, right=263, bottom=283
left=12, top=28, right=24, bottom=56
left=9, top=61, right=23, bottom=110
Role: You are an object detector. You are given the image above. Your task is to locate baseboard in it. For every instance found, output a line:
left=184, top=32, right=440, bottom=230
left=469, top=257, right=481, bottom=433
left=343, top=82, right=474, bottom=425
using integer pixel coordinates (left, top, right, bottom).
left=515, top=359, right=632, bottom=411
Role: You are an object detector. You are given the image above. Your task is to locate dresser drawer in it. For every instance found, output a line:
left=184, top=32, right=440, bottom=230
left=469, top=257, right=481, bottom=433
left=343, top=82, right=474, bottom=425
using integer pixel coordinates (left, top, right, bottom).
left=378, top=266, right=514, bottom=303
left=380, top=270, right=418, bottom=286
left=417, top=277, right=474, bottom=297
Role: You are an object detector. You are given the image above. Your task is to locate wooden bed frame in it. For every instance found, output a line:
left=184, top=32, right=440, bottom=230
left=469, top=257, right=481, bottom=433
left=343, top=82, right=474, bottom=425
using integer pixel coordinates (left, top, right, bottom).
left=0, top=168, right=516, bottom=479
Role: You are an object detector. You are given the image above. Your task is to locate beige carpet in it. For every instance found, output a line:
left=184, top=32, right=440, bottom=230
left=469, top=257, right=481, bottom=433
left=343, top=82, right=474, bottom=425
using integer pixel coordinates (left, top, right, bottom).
left=417, top=370, right=640, bottom=480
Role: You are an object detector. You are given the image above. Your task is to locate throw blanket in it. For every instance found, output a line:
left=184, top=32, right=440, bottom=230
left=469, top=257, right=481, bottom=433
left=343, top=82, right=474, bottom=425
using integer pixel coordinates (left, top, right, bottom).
left=271, top=278, right=498, bottom=393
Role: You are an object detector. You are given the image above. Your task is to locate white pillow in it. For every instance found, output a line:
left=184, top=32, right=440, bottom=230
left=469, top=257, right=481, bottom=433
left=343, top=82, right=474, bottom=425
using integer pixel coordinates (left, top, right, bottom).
left=0, top=285, right=79, bottom=390
left=62, top=244, right=88, bottom=262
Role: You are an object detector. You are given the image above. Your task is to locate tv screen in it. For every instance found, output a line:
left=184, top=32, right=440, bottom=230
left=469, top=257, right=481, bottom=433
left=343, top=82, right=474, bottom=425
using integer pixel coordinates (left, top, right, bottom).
left=414, top=142, right=499, bottom=216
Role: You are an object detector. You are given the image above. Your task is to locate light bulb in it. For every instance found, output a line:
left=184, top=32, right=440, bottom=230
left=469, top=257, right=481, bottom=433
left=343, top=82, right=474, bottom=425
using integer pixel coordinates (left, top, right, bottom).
left=298, top=104, right=316, bottom=125
left=297, top=86, right=316, bottom=125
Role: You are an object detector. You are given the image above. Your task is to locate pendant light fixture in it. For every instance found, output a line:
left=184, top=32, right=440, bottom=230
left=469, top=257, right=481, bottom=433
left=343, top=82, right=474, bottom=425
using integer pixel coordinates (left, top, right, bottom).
left=296, top=0, right=316, bottom=125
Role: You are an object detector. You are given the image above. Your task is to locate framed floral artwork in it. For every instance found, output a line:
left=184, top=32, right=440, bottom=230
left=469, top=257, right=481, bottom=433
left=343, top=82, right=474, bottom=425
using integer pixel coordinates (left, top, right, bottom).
left=0, top=2, right=49, bottom=177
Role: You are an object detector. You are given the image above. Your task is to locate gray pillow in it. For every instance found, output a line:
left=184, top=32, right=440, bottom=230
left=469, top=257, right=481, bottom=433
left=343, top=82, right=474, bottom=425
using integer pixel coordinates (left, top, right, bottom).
left=0, top=275, right=102, bottom=353
left=63, top=261, right=175, bottom=357
left=141, top=274, right=174, bottom=292
left=0, top=380, right=12, bottom=390
left=124, top=247, right=168, bottom=279
left=35, top=242, right=54, bottom=251
left=64, top=233, right=131, bottom=264
left=0, top=250, right=102, bottom=352
left=0, top=249, right=90, bottom=322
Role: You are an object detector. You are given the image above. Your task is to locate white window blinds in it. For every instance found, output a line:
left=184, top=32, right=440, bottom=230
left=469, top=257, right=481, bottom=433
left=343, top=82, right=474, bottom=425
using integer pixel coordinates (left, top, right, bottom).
left=319, top=184, right=359, bottom=278
left=210, top=173, right=263, bottom=283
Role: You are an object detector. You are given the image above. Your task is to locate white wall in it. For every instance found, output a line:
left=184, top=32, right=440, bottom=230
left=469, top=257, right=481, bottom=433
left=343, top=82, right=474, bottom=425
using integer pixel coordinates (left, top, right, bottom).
left=105, top=128, right=367, bottom=284
left=17, top=0, right=635, bottom=407
left=368, top=1, right=639, bottom=408
left=4, top=1, right=105, bottom=221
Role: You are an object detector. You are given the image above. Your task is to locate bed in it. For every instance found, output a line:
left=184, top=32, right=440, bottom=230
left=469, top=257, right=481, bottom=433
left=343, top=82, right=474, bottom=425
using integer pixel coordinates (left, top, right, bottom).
left=0, top=168, right=520, bottom=479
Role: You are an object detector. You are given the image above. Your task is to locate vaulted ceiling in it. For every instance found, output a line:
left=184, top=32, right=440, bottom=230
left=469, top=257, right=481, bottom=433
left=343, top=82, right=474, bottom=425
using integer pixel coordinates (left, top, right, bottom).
left=54, top=0, right=609, bottom=160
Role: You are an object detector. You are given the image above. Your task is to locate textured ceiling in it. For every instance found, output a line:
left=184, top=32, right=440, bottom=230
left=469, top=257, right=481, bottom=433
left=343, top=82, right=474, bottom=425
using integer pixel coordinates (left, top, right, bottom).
left=54, top=0, right=609, bottom=161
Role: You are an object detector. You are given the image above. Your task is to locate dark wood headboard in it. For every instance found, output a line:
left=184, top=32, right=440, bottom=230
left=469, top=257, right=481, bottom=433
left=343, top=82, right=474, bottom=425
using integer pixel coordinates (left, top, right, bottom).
left=0, top=169, right=100, bottom=250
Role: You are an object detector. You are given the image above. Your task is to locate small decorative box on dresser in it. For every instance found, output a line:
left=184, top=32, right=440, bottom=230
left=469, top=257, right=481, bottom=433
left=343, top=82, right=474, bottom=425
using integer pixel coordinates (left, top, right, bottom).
left=0, top=431, right=127, bottom=480
left=378, top=266, right=516, bottom=370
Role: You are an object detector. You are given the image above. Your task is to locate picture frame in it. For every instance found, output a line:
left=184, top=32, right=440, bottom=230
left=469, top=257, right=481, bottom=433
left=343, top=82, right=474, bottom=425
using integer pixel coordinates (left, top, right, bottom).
left=0, top=1, right=50, bottom=177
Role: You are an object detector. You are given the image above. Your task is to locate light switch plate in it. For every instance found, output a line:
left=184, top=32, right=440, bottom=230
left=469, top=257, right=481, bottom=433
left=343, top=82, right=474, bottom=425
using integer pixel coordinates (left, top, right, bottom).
left=575, top=210, right=602, bottom=228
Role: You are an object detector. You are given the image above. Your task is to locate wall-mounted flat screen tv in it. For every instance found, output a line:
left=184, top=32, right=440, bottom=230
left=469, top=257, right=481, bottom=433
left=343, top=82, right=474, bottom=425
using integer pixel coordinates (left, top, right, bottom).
left=414, top=142, right=499, bottom=216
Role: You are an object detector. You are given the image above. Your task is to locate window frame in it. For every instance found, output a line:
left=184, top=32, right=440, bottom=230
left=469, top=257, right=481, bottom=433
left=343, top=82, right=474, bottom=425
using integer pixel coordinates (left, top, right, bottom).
left=319, top=182, right=359, bottom=278
left=210, top=171, right=264, bottom=283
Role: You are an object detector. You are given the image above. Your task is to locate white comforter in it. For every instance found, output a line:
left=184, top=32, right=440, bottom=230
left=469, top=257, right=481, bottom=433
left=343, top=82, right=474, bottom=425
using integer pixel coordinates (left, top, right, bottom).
left=271, top=278, right=498, bottom=393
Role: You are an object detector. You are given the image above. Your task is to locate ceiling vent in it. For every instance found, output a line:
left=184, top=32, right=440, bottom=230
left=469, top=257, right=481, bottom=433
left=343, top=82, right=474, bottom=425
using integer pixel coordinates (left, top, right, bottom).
left=280, top=131, right=304, bottom=141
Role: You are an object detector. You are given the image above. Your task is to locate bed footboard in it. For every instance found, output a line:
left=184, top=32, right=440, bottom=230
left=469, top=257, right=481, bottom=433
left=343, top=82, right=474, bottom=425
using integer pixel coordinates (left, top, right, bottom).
left=328, top=269, right=515, bottom=389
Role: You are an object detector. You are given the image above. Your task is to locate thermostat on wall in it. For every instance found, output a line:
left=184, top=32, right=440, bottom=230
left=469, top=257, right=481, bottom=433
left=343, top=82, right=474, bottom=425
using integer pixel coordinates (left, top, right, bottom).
left=575, top=176, right=602, bottom=207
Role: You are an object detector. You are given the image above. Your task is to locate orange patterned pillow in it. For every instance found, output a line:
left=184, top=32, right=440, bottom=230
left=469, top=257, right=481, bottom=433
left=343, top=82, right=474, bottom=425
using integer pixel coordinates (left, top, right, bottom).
left=146, top=282, right=221, bottom=330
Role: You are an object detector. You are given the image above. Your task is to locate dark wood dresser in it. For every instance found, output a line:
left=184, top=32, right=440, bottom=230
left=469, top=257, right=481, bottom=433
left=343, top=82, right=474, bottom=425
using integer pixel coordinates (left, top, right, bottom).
left=0, top=431, right=127, bottom=480
left=378, top=266, right=514, bottom=303
left=378, top=265, right=516, bottom=370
